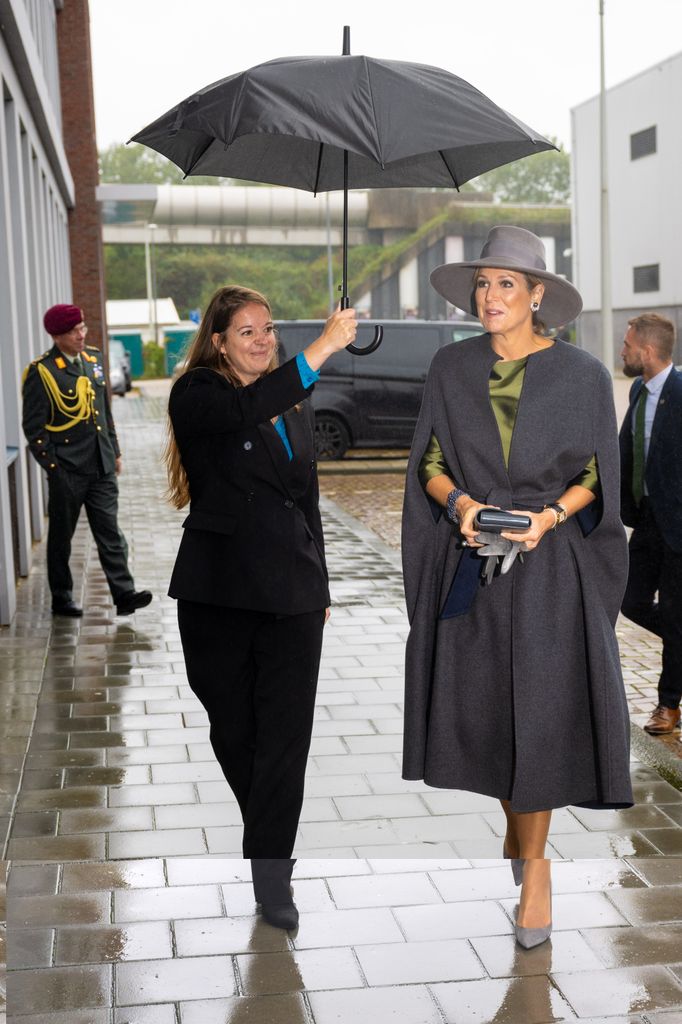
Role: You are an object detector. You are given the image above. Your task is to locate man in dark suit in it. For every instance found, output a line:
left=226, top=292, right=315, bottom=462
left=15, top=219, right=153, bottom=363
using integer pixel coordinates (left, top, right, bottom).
left=619, top=313, right=682, bottom=736
left=22, top=303, right=152, bottom=618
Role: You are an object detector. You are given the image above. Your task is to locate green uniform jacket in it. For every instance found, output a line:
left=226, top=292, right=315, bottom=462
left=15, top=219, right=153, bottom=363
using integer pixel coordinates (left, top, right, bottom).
left=22, top=344, right=121, bottom=476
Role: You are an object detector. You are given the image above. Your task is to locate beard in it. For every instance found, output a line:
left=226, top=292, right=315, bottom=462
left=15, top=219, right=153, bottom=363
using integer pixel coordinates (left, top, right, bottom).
left=622, top=362, right=644, bottom=378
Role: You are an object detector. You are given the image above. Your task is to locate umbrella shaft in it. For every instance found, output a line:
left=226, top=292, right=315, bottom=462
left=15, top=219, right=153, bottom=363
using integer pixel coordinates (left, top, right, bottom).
left=341, top=149, right=349, bottom=307
left=340, top=25, right=351, bottom=307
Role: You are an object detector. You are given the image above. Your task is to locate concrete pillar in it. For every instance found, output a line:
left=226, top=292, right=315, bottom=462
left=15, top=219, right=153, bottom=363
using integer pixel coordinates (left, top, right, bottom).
left=399, top=258, right=419, bottom=316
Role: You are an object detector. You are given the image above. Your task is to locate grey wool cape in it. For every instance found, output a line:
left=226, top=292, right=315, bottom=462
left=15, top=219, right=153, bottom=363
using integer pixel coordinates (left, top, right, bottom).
left=402, top=335, right=633, bottom=811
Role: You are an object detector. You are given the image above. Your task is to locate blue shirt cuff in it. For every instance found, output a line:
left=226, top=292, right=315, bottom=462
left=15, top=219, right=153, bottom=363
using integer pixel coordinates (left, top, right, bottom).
left=296, top=351, right=320, bottom=389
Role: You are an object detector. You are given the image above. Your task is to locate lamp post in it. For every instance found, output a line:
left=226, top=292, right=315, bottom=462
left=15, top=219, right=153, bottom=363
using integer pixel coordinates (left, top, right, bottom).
left=599, top=0, right=613, bottom=375
left=145, top=222, right=158, bottom=344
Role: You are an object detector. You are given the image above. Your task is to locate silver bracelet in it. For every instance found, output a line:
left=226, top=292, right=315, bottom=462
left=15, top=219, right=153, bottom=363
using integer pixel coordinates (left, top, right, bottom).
left=446, top=487, right=470, bottom=524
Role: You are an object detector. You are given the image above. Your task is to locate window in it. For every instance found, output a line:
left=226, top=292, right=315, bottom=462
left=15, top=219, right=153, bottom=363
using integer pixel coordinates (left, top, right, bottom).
left=630, top=126, right=656, bottom=160
left=633, top=264, right=660, bottom=293
left=450, top=326, right=483, bottom=343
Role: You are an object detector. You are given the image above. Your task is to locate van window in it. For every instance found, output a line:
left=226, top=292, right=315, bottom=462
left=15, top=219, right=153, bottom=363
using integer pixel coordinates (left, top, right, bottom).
left=276, top=323, right=353, bottom=376
left=450, top=325, right=484, bottom=343
left=358, top=325, right=440, bottom=380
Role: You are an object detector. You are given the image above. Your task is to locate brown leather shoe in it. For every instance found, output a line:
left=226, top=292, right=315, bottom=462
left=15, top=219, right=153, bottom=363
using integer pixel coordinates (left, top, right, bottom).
left=643, top=705, right=681, bottom=735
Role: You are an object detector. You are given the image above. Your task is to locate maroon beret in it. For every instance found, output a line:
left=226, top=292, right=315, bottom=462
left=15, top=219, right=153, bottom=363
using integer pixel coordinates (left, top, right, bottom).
left=43, top=304, right=83, bottom=336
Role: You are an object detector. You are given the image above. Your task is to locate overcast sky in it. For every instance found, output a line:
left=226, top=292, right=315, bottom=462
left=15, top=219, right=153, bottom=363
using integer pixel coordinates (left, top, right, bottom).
left=90, top=0, right=681, bottom=152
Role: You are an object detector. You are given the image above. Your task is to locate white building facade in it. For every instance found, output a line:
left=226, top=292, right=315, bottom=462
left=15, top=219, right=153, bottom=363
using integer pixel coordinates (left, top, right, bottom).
left=571, top=51, right=682, bottom=365
left=0, top=0, right=74, bottom=624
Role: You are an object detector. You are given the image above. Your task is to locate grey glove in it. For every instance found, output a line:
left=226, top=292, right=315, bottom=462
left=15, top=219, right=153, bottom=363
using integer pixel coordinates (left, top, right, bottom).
left=474, top=532, right=526, bottom=583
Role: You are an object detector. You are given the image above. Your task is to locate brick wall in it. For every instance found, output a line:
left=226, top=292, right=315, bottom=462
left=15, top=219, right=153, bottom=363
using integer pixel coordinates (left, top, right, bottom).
left=56, top=0, right=108, bottom=352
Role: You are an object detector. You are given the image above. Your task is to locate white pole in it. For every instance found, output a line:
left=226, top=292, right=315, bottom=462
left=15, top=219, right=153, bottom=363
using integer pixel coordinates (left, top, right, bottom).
left=599, top=0, right=614, bottom=375
left=148, top=223, right=158, bottom=345
left=145, top=229, right=153, bottom=340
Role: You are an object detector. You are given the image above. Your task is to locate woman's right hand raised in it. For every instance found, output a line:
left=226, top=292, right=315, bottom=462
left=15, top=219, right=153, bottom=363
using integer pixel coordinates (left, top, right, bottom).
left=302, top=307, right=358, bottom=371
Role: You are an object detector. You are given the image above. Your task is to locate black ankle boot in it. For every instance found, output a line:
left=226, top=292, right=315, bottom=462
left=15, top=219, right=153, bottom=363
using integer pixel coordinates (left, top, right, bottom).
left=260, top=900, right=299, bottom=930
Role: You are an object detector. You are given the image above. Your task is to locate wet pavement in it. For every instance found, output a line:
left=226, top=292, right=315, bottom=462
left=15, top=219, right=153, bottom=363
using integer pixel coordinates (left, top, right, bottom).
left=2, top=381, right=682, bottom=1022
left=6, top=856, right=682, bottom=1022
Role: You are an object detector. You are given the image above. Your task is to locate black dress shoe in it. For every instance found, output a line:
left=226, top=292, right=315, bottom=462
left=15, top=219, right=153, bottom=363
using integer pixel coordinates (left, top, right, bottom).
left=259, top=900, right=299, bottom=930
left=115, top=590, right=153, bottom=615
left=52, top=601, right=83, bottom=617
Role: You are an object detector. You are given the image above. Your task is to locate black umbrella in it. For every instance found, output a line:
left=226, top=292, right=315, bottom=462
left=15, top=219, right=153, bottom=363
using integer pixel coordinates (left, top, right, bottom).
left=132, top=27, right=556, bottom=354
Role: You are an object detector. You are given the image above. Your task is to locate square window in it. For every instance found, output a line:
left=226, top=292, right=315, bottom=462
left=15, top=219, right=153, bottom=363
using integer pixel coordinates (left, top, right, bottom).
left=633, top=264, right=660, bottom=293
left=630, top=126, right=657, bottom=160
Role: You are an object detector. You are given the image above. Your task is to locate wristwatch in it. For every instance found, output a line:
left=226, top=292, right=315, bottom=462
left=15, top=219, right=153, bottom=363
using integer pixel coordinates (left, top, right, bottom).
left=543, top=501, right=568, bottom=529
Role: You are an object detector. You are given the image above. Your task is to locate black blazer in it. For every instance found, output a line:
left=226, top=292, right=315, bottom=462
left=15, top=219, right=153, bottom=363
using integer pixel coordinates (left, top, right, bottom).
left=168, top=359, right=330, bottom=614
left=619, top=365, right=682, bottom=552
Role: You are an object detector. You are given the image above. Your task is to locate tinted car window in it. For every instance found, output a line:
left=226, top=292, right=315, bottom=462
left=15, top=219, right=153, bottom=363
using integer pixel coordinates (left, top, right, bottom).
left=356, top=324, right=440, bottom=380
left=276, top=322, right=353, bottom=376
left=450, top=325, right=484, bottom=343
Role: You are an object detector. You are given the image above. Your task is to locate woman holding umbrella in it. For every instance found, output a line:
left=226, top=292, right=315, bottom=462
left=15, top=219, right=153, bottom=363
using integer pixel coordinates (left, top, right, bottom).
left=165, top=286, right=356, bottom=930
left=402, top=226, right=633, bottom=949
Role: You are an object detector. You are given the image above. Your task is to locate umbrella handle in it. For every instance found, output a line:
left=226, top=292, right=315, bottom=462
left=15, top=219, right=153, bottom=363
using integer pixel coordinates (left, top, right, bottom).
left=347, top=324, right=384, bottom=356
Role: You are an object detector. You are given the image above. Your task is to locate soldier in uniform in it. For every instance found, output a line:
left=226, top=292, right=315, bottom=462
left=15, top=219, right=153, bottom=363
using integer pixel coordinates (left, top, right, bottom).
left=22, top=303, right=152, bottom=617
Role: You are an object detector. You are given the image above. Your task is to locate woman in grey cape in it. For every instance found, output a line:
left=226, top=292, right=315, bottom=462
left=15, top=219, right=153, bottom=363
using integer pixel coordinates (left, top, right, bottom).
left=402, top=226, right=632, bottom=949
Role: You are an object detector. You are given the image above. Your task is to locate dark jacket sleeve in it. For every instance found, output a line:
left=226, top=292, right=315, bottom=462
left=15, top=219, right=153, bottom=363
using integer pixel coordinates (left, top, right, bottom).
left=102, top=386, right=121, bottom=458
left=22, top=363, right=60, bottom=472
left=169, top=359, right=313, bottom=439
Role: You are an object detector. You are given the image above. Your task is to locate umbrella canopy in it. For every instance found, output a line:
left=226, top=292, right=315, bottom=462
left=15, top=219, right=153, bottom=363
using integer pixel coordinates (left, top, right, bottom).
left=132, top=54, right=555, bottom=192
left=132, top=32, right=556, bottom=354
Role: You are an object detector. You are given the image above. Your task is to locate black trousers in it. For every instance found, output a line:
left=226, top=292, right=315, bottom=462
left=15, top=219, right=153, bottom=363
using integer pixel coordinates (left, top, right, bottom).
left=177, top=600, right=325, bottom=857
left=47, top=469, right=135, bottom=604
left=621, top=502, right=682, bottom=709
left=251, top=858, right=296, bottom=903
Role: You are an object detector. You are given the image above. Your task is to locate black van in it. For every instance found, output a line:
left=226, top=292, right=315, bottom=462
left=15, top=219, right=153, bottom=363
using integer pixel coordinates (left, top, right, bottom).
left=276, top=319, right=483, bottom=458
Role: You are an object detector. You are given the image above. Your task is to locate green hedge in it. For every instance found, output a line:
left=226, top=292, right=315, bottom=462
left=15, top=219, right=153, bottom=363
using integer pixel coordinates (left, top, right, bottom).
left=142, top=342, right=166, bottom=379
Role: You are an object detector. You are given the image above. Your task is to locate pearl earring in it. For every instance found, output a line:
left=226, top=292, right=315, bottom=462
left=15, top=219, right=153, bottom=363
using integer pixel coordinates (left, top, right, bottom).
left=531, top=301, right=540, bottom=312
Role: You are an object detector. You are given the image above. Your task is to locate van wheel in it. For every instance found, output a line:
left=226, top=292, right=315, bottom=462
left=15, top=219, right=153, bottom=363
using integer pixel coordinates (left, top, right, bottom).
left=315, top=414, right=350, bottom=460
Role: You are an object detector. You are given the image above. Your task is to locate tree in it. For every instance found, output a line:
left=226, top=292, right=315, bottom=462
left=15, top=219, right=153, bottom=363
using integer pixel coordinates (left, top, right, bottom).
left=468, top=140, right=570, bottom=204
left=99, top=143, right=225, bottom=186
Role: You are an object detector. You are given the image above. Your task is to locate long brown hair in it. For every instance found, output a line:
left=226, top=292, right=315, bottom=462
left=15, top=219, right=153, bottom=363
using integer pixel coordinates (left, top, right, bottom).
left=164, top=286, right=278, bottom=509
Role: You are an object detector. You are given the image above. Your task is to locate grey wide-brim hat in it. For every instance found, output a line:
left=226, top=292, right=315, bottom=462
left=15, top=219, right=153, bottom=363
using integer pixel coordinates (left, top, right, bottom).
left=430, top=225, right=583, bottom=328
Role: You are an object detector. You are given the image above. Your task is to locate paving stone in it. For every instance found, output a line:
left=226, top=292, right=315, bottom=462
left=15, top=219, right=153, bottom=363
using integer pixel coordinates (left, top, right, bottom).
left=357, top=937, right=485, bottom=986
left=8, top=963, right=112, bottom=1014
left=114, top=884, right=223, bottom=922
left=115, top=954, right=235, bottom=1004
left=552, top=965, right=682, bottom=1017
left=328, top=871, right=441, bottom=908
left=431, top=975, right=575, bottom=1023
left=55, top=921, right=173, bottom=965
left=179, top=993, right=309, bottom=1024
left=237, top=947, right=364, bottom=995
left=394, top=899, right=513, bottom=941
left=308, top=985, right=443, bottom=1024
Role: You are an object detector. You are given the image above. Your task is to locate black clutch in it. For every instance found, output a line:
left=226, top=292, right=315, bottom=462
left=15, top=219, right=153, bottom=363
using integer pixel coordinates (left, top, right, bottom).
left=474, top=508, right=531, bottom=533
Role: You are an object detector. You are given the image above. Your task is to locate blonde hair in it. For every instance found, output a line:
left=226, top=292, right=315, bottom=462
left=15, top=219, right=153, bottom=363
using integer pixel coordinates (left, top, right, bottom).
left=164, top=286, right=277, bottom=509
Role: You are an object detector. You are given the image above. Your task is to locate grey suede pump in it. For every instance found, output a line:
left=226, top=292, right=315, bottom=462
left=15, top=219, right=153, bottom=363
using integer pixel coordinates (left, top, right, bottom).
left=503, top=843, right=524, bottom=886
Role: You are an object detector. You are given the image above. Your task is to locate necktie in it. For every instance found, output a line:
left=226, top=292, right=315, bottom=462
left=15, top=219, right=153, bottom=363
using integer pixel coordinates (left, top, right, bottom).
left=632, top=385, right=648, bottom=506
left=73, top=355, right=84, bottom=375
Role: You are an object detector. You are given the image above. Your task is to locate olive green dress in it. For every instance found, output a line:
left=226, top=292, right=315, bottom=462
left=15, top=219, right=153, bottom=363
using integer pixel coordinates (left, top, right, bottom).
left=419, top=356, right=598, bottom=491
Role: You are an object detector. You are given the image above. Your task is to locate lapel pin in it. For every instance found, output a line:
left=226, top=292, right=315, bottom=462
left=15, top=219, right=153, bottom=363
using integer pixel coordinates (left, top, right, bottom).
left=243, top=441, right=253, bottom=451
